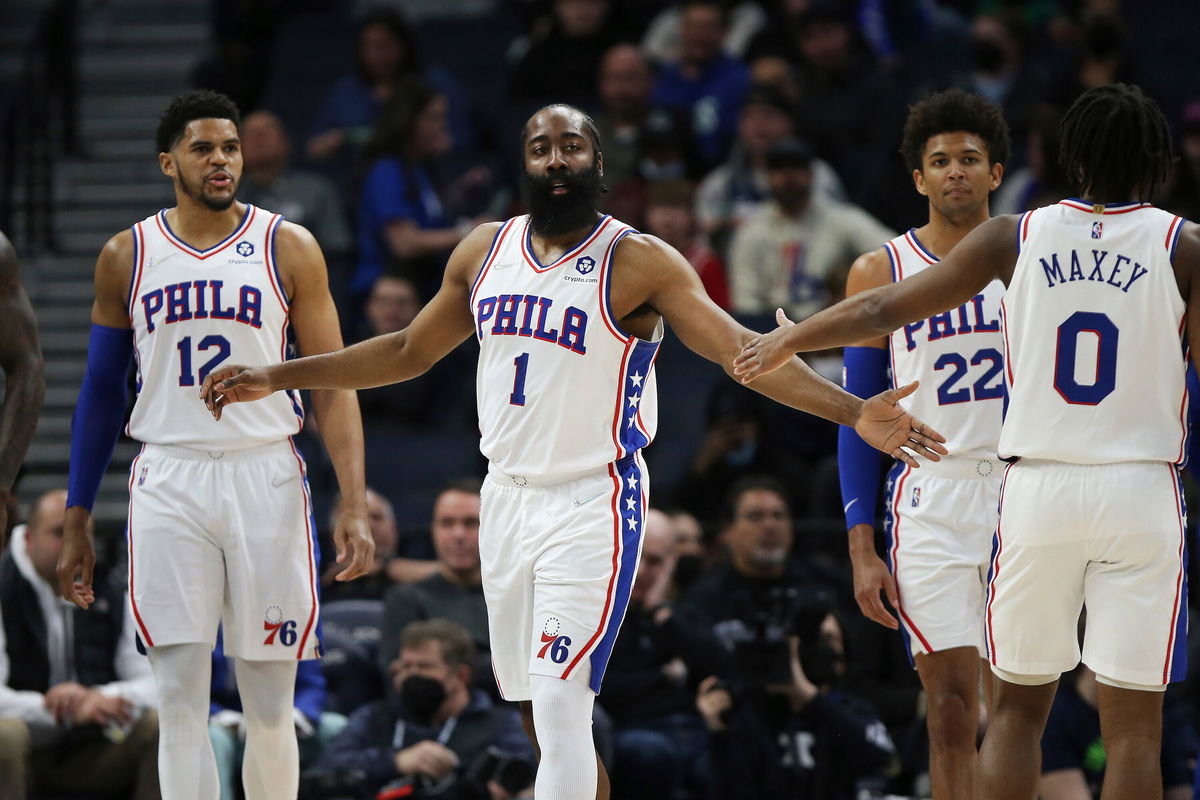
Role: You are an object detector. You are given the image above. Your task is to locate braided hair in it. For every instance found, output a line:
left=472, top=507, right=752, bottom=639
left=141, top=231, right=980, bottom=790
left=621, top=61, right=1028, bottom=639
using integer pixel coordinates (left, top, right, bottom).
left=1058, top=83, right=1174, bottom=202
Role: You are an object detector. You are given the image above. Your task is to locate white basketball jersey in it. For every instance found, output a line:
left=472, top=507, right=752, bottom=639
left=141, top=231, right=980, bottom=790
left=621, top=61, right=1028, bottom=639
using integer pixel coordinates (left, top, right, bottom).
left=126, top=205, right=303, bottom=450
left=884, top=229, right=1006, bottom=461
left=470, top=215, right=661, bottom=480
left=998, top=200, right=1188, bottom=464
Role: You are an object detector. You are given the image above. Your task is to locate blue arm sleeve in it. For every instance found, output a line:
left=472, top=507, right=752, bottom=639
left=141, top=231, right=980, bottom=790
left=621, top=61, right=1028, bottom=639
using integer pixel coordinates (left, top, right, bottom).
left=67, top=324, right=134, bottom=511
left=838, top=346, right=889, bottom=530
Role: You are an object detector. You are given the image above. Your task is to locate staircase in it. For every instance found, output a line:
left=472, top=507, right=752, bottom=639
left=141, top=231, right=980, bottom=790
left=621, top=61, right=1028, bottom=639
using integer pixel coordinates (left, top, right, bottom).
left=19, top=0, right=209, bottom=529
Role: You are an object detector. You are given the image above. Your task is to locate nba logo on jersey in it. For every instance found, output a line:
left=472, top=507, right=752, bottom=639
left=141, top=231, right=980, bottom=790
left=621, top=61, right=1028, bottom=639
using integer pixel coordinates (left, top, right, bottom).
left=575, top=255, right=595, bottom=275
left=236, top=241, right=255, bottom=257
left=1092, top=221, right=1103, bottom=239
left=911, top=486, right=921, bottom=508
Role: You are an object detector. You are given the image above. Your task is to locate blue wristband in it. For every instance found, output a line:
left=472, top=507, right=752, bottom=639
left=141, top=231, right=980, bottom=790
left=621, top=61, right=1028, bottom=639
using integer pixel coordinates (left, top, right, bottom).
left=838, top=346, right=888, bottom=530
left=67, top=324, right=134, bottom=511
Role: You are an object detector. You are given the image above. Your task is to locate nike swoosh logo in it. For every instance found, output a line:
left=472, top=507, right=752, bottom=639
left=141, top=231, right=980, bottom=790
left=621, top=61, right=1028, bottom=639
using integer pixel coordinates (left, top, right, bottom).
left=271, top=475, right=298, bottom=488
left=492, top=262, right=519, bottom=271
left=843, top=499, right=859, bottom=513
left=573, top=493, right=604, bottom=507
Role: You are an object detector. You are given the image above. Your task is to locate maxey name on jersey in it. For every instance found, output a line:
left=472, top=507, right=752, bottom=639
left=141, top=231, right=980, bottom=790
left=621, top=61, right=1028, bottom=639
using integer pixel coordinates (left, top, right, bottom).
left=1037, top=249, right=1150, bottom=293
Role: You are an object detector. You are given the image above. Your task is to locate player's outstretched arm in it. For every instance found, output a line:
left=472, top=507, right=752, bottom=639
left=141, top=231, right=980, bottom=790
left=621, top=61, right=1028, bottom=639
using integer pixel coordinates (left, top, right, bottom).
left=0, top=231, right=45, bottom=543
left=276, top=222, right=373, bottom=581
left=201, top=223, right=499, bottom=414
left=61, top=232, right=137, bottom=608
left=627, top=234, right=946, bottom=467
left=733, top=215, right=1019, bottom=382
left=1178, top=223, right=1200, bottom=378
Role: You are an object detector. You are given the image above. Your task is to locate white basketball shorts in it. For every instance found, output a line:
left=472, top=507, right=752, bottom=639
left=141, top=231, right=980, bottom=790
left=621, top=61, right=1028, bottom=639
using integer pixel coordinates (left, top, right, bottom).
left=985, top=459, right=1188, bottom=687
left=479, top=455, right=648, bottom=701
left=126, top=440, right=321, bottom=660
left=884, top=457, right=1004, bottom=659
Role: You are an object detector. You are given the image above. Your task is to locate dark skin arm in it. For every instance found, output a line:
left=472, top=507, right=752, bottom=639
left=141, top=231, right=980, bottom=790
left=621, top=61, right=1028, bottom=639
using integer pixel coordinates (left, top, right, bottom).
left=199, top=223, right=496, bottom=402
left=204, top=224, right=945, bottom=466
left=273, top=221, right=373, bottom=581
left=1175, top=222, right=1200, bottom=377
left=59, top=231, right=134, bottom=607
left=733, top=215, right=1019, bottom=379
left=0, top=231, right=46, bottom=543
left=614, top=233, right=947, bottom=466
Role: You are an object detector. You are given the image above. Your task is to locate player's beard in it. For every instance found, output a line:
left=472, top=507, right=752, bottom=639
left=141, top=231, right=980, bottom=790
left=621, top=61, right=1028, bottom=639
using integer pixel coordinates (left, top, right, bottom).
left=521, top=163, right=604, bottom=238
left=177, top=169, right=238, bottom=212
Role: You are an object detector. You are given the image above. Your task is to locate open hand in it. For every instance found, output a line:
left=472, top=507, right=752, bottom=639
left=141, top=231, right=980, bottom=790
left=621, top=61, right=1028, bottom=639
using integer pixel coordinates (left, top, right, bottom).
left=733, top=308, right=798, bottom=383
left=200, top=365, right=274, bottom=420
left=855, top=381, right=947, bottom=468
left=850, top=538, right=900, bottom=630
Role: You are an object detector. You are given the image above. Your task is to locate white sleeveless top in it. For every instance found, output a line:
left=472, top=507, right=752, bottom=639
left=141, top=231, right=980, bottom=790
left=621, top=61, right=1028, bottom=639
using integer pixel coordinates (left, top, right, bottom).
left=999, top=200, right=1188, bottom=464
left=884, top=229, right=1006, bottom=463
left=470, top=215, right=662, bottom=480
left=126, top=205, right=303, bottom=450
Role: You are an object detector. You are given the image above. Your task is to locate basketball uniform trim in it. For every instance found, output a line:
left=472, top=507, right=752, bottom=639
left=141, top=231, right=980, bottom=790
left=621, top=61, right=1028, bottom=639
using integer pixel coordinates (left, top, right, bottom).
left=263, top=213, right=288, bottom=309
left=127, top=223, right=147, bottom=319
left=1000, top=298, right=1015, bottom=387
left=882, top=242, right=902, bottom=393
left=1057, top=199, right=1152, bottom=215
left=1017, top=210, right=1033, bottom=253
left=154, top=204, right=256, bottom=259
left=984, top=462, right=1015, bottom=664
left=560, top=456, right=645, bottom=691
left=598, top=228, right=637, bottom=343
left=1166, top=216, right=1185, bottom=261
left=125, top=446, right=155, bottom=647
left=610, top=339, right=659, bottom=459
left=903, top=229, right=936, bottom=264
left=469, top=218, right=519, bottom=318
left=287, top=438, right=320, bottom=660
left=519, top=215, right=613, bottom=274
left=884, top=462, right=934, bottom=653
left=1164, top=465, right=1188, bottom=683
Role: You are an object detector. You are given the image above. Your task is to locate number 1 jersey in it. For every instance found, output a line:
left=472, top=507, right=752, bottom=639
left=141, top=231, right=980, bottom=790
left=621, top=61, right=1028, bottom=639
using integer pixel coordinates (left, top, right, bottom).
left=126, top=205, right=303, bottom=450
left=998, top=200, right=1188, bottom=464
left=470, top=215, right=661, bottom=480
left=885, top=229, right=1006, bottom=462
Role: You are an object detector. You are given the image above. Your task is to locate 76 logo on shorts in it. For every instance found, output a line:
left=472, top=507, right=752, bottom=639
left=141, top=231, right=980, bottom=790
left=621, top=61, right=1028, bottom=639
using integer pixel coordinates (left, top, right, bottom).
left=536, top=617, right=572, bottom=664
left=263, top=604, right=298, bottom=647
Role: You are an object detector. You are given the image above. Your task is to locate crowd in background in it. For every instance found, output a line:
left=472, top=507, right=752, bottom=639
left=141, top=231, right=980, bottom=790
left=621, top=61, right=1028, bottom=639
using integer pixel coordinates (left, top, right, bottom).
left=6, top=0, right=1200, bottom=798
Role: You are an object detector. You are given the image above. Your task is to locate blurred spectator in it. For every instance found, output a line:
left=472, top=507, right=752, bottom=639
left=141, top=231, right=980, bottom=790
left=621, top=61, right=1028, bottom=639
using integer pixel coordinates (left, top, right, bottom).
left=781, top=2, right=905, bottom=204
left=728, top=138, right=894, bottom=321
left=642, top=180, right=730, bottom=309
left=306, top=8, right=474, bottom=166
left=666, top=507, right=709, bottom=598
left=1049, top=13, right=1139, bottom=106
left=991, top=103, right=1070, bottom=215
left=641, top=1, right=767, bottom=63
left=314, top=620, right=535, bottom=798
left=208, top=628, right=345, bottom=800
left=0, top=490, right=159, bottom=800
left=673, top=380, right=814, bottom=523
left=602, top=510, right=728, bottom=800
left=192, top=0, right=284, bottom=114
left=651, top=0, right=751, bottom=168
left=510, top=0, right=624, bottom=106
left=321, top=488, right=407, bottom=601
left=353, top=275, right=468, bottom=431
left=239, top=110, right=353, bottom=259
left=595, top=44, right=656, bottom=189
left=379, top=481, right=490, bottom=688
left=679, top=476, right=845, bottom=634
left=694, top=610, right=896, bottom=799
left=1040, top=665, right=1194, bottom=800
left=694, top=84, right=846, bottom=255
left=1161, top=101, right=1200, bottom=221
left=355, top=81, right=465, bottom=300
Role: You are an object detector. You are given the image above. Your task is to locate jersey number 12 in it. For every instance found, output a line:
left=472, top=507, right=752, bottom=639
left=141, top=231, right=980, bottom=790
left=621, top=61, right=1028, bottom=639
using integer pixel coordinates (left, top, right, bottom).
left=177, top=334, right=231, bottom=387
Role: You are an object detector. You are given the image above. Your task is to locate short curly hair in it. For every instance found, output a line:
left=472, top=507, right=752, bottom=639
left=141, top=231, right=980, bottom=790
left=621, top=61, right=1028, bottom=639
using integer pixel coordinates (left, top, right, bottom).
left=155, top=89, right=241, bottom=154
left=899, top=89, right=1011, bottom=173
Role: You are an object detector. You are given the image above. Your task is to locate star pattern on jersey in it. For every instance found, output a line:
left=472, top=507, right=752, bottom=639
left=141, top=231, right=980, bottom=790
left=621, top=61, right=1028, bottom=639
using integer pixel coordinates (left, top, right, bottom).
left=629, top=371, right=643, bottom=388
left=627, top=393, right=641, bottom=408
left=626, top=514, right=638, bottom=531
left=625, top=497, right=637, bottom=511
left=626, top=474, right=638, bottom=491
